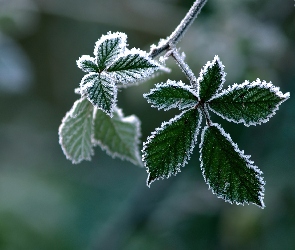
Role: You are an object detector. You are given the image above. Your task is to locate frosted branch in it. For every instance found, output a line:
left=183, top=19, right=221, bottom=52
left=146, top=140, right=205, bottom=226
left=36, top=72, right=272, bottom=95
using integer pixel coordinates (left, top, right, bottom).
left=149, top=0, right=208, bottom=59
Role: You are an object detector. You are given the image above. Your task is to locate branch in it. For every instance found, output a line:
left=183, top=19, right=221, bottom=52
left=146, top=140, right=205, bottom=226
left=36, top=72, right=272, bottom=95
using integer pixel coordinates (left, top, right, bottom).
left=149, top=0, right=208, bottom=59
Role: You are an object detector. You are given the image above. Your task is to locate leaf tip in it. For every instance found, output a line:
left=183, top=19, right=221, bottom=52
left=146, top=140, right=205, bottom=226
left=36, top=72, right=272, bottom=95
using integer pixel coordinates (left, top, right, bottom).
left=146, top=173, right=156, bottom=187
left=282, top=91, right=290, bottom=100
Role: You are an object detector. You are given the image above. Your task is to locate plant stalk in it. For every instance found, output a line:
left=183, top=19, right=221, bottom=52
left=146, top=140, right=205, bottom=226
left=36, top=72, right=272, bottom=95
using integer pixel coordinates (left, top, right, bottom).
left=149, top=0, right=208, bottom=58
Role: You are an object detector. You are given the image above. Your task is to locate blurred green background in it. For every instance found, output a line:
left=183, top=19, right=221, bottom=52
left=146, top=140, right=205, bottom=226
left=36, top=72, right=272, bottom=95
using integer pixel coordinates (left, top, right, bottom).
left=0, top=0, right=294, bottom=249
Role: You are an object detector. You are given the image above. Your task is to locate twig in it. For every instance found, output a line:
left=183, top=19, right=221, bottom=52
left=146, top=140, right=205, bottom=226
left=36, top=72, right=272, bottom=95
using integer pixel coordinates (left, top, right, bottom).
left=149, top=0, right=208, bottom=59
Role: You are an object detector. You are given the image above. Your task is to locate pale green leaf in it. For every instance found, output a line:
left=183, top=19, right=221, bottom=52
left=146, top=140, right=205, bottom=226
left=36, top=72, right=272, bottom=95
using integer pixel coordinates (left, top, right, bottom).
left=59, top=98, right=94, bottom=164
left=80, top=72, right=116, bottom=116
left=143, top=108, right=202, bottom=186
left=93, top=107, right=142, bottom=166
left=199, top=123, right=265, bottom=208
left=144, top=80, right=198, bottom=111
left=208, top=79, right=290, bottom=126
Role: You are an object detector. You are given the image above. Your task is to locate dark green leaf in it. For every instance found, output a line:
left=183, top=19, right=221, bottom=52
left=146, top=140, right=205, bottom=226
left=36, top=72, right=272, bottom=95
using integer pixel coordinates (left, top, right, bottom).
left=80, top=73, right=116, bottom=116
left=59, top=98, right=94, bottom=164
left=93, top=108, right=142, bottom=166
left=144, top=80, right=198, bottom=111
left=94, top=32, right=127, bottom=71
left=208, top=80, right=290, bottom=126
left=198, top=55, right=225, bottom=101
left=107, top=49, right=159, bottom=85
left=143, top=108, right=202, bottom=187
left=200, top=123, right=265, bottom=208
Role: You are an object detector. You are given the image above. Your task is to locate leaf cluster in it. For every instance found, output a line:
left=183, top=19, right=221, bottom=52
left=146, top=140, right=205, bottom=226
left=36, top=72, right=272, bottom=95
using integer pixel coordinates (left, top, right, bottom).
left=143, top=55, right=289, bottom=208
left=59, top=32, right=161, bottom=166
left=59, top=31, right=289, bottom=209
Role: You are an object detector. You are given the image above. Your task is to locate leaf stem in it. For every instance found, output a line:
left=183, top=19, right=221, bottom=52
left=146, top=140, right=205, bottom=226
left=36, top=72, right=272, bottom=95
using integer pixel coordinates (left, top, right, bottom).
left=170, top=48, right=198, bottom=92
left=149, top=0, right=208, bottom=59
left=200, top=104, right=212, bottom=126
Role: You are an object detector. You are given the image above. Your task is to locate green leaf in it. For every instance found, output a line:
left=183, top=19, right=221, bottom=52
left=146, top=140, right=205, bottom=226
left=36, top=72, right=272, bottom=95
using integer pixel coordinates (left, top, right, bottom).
left=107, top=49, right=159, bottom=85
left=93, top=107, right=142, bottom=166
left=144, top=80, right=198, bottom=111
left=76, top=55, right=98, bottom=73
left=199, top=123, right=265, bottom=208
left=59, top=98, right=94, bottom=164
left=94, top=32, right=127, bottom=71
left=198, top=55, right=225, bottom=101
left=143, top=108, right=202, bottom=187
left=208, top=79, right=290, bottom=126
left=80, top=73, right=116, bottom=116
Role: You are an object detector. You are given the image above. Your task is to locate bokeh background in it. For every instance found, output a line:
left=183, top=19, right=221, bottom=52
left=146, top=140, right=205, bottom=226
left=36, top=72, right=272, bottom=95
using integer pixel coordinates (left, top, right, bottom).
left=0, top=0, right=294, bottom=249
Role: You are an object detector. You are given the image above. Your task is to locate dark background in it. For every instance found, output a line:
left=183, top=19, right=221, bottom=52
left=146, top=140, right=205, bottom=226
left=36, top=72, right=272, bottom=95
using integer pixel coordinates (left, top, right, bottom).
left=0, top=0, right=294, bottom=249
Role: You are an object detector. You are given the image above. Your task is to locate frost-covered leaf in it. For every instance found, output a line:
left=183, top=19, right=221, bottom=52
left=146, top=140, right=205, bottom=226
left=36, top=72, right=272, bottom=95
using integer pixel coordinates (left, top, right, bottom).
left=76, top=32, right=161, bottom=117
left=94, top=32, right=127, bottom=71
left=107, top=49, right=160, bottom=85
left=208, top=79, right=290, bottom=126
left=198, top=55, right=225, bottom=101
left=59, top=98, right=94, bottom=164
left=93, top=107, right=142, bottom=166
left=76, top=55, right=98, bottom=73
left=200, top=123, right=265, bottom=208
left=144, top=80, right=198, bottom=111
left=143, top=108, right=202, bottom=187
left=80, top=72, right=116, bottom=116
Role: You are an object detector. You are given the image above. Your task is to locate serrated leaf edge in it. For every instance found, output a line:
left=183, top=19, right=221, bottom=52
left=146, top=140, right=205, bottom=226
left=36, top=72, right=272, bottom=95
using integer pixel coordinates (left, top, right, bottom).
left=107, top=48, right=161, bottom=84
left=94, top=31, right=127, bottom=66
left=199, top=123, right=265, bottom=208
left=80, top=72, right=117, bottom=117
left=76, top=55, right=97, bottom=73
left=143, top=108, right=202, bottom=187
left=143, top=80, right=198, bottom=111
left=58, top=98, right=94, bottom=164
left=208, top=79, right=290, bottom=126
left=197, top=55, right=226, bottom=99
left=92, top=107, right=142, bottom=166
